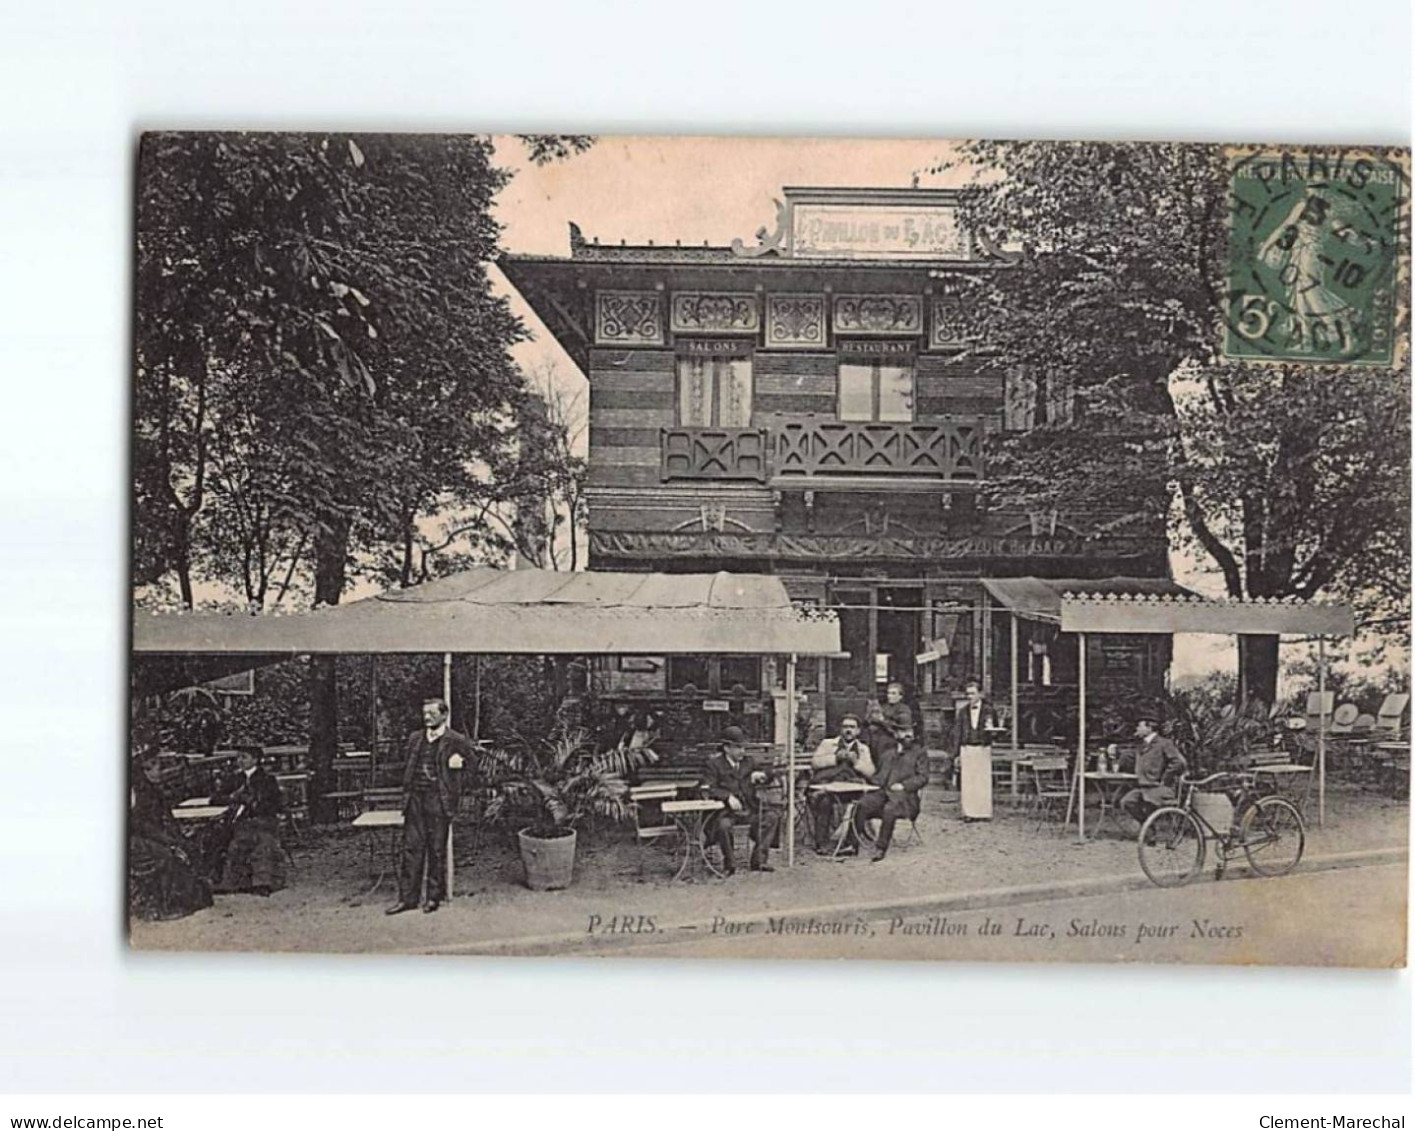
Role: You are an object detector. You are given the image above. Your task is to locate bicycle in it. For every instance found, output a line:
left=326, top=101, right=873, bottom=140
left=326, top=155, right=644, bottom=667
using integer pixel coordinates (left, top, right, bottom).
left=1137, top=771, right=1305, bottom=888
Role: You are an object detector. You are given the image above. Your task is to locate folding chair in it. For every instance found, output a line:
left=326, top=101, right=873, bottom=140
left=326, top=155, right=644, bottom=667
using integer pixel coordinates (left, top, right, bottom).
left=629, top=785, right=680, bottom=877
left=1374, top=693, right=1410, bottom=739
left=1028, top=756, right=1073, bottom=833
left=275, top=771, right=312, bottom=846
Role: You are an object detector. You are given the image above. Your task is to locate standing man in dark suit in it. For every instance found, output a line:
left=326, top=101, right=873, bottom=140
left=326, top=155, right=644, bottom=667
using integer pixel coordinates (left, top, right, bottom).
left=387, top=698, right=475, bottom=915
left=1120, top=714, right=1188, bottom=830
left=702, top=725, right=782, bottom=874
left=856, top=719, right=930, bottom=861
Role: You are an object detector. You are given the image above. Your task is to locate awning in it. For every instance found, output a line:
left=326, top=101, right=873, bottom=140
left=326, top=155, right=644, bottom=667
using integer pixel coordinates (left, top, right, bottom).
left=1060, top=593, right=1353, bottom=636
left=981, top=576, right=1199, bottom=624
left=132, top=568, right=841, bottom=657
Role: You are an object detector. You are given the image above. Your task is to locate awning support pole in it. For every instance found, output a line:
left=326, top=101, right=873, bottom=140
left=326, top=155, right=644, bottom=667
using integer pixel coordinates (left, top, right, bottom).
left=473, top=655, right=481, bottom=741
left=1010, top=614, right=1019, bottom=750
left=786, top=652, right=797, bottom=870
left=1318, top=637, right=1327, bottom=830
left=1076, top=631, right=1088, bottom=842
left=444, top=651, right=454, bottom=899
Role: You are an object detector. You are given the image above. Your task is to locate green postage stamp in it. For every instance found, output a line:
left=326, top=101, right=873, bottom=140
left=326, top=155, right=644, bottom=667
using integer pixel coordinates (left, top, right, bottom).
left=1225, top=147, right=1408, bottom=366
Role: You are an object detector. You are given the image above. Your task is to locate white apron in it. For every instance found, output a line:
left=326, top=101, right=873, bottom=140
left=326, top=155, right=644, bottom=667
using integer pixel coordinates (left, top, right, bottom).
left=960, top=744, right=993, bottom=819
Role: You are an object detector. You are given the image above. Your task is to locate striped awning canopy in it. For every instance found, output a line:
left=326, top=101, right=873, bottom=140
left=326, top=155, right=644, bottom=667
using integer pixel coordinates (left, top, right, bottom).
left=1059, top=592, right=1353, bottom=636
left=981, top=577, right=1199, bottom=624
left=132, top=568, right=842, bottom=657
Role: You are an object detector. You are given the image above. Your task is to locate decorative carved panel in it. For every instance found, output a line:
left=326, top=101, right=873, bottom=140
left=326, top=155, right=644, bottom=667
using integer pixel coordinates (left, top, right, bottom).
left=596, top=291, right=664, bottom=345
left=590, top=530, right=1158, bottom=562
left=670, top=292, right=759, bottom=334
left=930, top=295, right=975, bottom=347
left=660, top=427, right=769, bottom=482
left=773, top=419, right=984, bottom=481
left=833, top=294, right=923, bottom=336
left=765, top=293, right=827, bottom=348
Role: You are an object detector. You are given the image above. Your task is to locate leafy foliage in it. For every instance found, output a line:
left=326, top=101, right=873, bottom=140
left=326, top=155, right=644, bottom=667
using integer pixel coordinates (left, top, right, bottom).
left=477, top=724, right=649, bottom=837
left=932, top=141, right=1410, bottom=699
left=134, top=132, right=593, bottom=607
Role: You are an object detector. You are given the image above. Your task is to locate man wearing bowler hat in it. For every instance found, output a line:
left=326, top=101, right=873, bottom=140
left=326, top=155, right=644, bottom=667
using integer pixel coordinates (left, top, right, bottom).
left=702, top=725, right=782, bottom=874
left=1120, top=713, right=1188, bottom=832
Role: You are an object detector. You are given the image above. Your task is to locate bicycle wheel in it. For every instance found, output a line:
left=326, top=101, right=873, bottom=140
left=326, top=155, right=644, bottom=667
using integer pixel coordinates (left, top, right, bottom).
left=1240, top=796, right=1305, bottom=877
left=1137, top=807, right=1205, bottom=887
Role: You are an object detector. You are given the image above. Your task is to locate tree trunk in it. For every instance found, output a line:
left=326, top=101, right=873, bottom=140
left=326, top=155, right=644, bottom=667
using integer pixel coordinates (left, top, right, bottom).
left=172, top=516, right=195, bottom=608
left=308, top=517, right=350, bottom=822
left=1237, top=634, right=1280, bottom=708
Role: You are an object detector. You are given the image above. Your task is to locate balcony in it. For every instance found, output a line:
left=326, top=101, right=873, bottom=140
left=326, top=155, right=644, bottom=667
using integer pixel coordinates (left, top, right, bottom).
left=659, top=419, right=984, bottom=488
left=661, top=427, right=770, bottom=483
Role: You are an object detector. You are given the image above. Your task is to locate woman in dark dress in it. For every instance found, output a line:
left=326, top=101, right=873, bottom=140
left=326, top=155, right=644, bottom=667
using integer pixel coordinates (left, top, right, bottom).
left=128, top=755, right=213, bottom=921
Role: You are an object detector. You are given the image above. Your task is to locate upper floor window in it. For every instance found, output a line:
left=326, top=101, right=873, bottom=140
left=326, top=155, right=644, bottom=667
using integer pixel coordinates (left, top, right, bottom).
left=677, top=354, right=752, bottom=427
left=838, top=357, right=914, bottom=422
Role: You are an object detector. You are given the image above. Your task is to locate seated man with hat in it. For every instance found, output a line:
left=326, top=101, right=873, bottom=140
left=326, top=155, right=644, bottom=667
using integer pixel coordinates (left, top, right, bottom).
left=1120, top=713, right=1188, bottom=833
left=703, top=725, right=783, bottom=874
left=855, top=717, right=930, bottom=861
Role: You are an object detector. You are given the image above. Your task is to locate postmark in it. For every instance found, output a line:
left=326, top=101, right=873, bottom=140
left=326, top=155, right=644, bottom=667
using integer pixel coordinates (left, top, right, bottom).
left=1224, top=147, right=1408, bottom=366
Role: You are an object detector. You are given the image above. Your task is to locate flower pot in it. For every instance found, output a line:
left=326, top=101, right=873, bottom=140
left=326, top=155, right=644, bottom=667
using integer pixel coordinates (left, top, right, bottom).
left=518, top=826, right=576, bottom=890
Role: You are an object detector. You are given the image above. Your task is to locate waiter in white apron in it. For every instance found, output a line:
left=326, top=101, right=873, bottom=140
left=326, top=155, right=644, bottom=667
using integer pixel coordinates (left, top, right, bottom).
left=951, top=677, right=1001, bottom=821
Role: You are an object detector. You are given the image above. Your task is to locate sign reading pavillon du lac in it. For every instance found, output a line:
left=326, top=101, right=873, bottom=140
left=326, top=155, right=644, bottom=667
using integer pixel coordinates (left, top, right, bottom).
left=1226, top=148, right=1409, bottom=366
left=790, top=190, right=969, bottom=260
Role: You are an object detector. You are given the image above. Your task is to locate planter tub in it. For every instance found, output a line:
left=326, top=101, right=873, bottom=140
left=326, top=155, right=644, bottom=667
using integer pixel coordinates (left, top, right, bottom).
left=518, top=827, right=577, bottom=890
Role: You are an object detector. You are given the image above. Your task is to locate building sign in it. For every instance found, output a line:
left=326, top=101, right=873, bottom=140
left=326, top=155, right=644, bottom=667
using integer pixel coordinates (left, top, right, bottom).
left=680, top=338, right=754, bottom=354
left=792, top=202, right=968, bottom=260
left=837, top=338, right=915, bottom=357
left=703, top=699, right=730, bottom=713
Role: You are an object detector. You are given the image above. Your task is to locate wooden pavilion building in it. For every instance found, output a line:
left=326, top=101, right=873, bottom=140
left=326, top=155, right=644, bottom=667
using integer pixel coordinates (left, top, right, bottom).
left=499, top=187, right=1175, bottom=747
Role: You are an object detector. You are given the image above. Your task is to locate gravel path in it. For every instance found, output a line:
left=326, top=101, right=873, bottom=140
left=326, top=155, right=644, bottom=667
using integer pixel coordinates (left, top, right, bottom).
left=130, top=780, right=1407, bottom=956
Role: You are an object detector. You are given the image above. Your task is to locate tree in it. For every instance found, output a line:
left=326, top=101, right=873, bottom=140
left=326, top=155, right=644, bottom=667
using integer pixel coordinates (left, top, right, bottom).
left=489, top=367, right=587, bottom=571
left=134, top=131, right=593, bottom=813
left=931, top=141, right=1410, bottom=702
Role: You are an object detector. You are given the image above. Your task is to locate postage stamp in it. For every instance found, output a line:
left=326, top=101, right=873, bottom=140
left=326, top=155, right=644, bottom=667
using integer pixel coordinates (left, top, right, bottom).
left=1225, top=147, right=1408, bottom=366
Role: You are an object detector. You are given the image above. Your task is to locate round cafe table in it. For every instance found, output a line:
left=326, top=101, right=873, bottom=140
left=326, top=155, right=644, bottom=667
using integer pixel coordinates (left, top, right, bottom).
left=807, top=781, right=879, bottom=860
left=661, top=798, right=726, bottom=881
left=1079, top=771, right=1137, bottom=837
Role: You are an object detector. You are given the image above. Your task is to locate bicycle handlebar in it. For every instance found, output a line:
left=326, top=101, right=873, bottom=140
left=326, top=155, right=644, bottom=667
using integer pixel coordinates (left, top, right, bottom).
left=1179, top=771, right=1255, bottom=788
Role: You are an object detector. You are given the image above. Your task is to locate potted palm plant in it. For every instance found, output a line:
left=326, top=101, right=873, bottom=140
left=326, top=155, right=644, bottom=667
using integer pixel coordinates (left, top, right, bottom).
left=479, top=725, right=648, bottom=890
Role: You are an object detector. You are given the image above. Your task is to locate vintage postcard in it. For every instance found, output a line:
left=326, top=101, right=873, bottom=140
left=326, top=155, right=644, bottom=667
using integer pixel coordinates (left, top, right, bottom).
left=129, top=135, right=1410, bottom=966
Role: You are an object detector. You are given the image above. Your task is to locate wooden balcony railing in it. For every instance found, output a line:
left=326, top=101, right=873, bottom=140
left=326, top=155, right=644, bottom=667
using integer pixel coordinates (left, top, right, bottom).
left=773, top=418, right=984, bottom=483
left=659, top=419, right=985, bottom=485
left=660, top=427, right=770, bottom=482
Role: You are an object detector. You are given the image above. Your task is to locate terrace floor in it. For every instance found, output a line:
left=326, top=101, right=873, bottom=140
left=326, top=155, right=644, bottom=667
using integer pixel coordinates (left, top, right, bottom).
left=130, top=778, right=1409, bottom=958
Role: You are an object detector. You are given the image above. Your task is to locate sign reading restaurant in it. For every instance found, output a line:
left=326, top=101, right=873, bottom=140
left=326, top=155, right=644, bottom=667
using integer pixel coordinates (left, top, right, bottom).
left=787, top=188, right=970, bottom=261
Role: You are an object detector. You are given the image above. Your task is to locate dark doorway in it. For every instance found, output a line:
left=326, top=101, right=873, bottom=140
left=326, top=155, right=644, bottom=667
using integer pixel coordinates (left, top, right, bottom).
left=831, top=589, right=873, bottom=693
left=876, top=587, right=922, bottom=692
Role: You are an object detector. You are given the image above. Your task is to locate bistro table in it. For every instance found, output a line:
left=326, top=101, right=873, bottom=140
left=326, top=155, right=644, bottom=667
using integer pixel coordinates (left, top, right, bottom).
left=808, top=781, right=879, bottom=860
left=1077, top=771, right=1137, bottom=838
left=171, top=804, right=229, bottom=822
left=660, top=798, right=725, bottom=881
left=637, top=779, right=701, bottom=794
left=351, top=809, right=405, bottom=898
